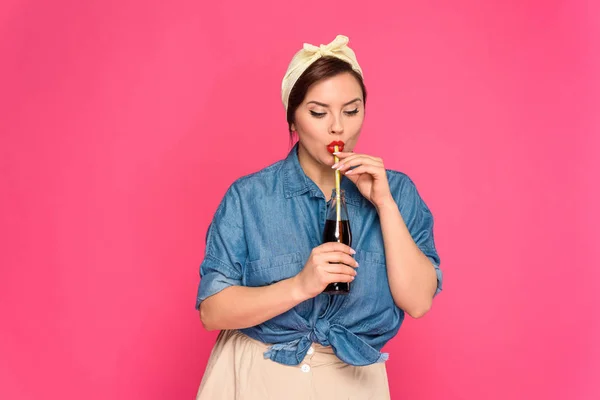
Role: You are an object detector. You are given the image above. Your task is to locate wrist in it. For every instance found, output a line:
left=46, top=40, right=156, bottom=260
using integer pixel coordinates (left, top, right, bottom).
left=374, top=196, right=397, bottom=213
left=288, top=275, right=310, bottom=303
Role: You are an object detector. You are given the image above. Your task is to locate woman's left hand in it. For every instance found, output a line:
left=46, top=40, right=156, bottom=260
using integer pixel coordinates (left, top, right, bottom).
left=332, top=151, right=395, bottom=209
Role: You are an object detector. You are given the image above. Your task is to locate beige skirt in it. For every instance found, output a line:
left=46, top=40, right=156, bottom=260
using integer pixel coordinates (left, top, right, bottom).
left=196, top=329, right=390, bottom=400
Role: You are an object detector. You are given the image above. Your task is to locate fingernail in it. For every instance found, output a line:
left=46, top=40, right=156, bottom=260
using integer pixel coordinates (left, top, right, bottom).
left=331, top=163, right=339, bottom=169
left=336, top=164, right=344, bottom=170
left=333, top=152, right=340, bottom=155
left=345, top=170, right=353, bottom=175
left=350, top=248, right=356, bottom=255
left=355, top=262, right=359, bottom=268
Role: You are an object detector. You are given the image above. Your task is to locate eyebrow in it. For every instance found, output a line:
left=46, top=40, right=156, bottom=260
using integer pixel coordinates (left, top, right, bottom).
left=306, top=98, right=362, bottom=107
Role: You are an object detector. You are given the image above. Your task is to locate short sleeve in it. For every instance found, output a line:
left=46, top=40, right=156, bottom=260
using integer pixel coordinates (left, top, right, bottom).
left=395, top=174, right=443, bottom=297
left=195, top=184, right=247, bottom=309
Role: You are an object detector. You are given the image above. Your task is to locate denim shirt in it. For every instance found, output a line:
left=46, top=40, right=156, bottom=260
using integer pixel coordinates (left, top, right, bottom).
left=195, top=143, right=443, bottom=366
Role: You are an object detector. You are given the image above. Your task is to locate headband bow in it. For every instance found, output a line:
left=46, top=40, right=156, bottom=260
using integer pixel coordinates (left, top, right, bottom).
left=281, top=35, right=363, bottom=111
left=303, top=34, right=351, bottom=57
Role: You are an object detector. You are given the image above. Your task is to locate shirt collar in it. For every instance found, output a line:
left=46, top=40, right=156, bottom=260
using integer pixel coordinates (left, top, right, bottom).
left=282, top=142, right=363, bottom=206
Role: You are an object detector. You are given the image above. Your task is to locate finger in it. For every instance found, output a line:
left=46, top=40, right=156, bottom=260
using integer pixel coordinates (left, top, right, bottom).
left=333, top=152, right=381, bottom=164
left=334, top=156, right=383, bottom=172
left=317, top=242, right=356, bottom=255
left=322, top=254, right=359, bottom=268
left=344, top=164, right=384, bottom=177
left=323, top=264, right=358, bottom=276
left=332, top=151, right=377, bottom=160
left=333, top=154, right=378, bottom=165
left=331, top=151, right=354, bottom=158
left=336, top=161, right=383, bottom=174
left=322, top=253, right=359, bottom=268
left=326, top=273, right=355, bottom=283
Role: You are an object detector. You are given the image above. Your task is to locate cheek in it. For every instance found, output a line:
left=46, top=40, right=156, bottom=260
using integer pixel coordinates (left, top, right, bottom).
left=296, top=116, right=323, bottom=138
left=348, top=115, right=365, bottom=133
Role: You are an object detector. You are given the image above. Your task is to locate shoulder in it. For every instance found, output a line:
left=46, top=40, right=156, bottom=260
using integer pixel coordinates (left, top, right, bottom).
left=232, top=159, right=284, bottom=190
left=216, top=158, right=286, bottom=212
left=385, top=169, right=417, bottom=193
left=208, top=154, right=289, bottom=235
left=384, top=168, right=432, bottom=210
left=226, top=158, right=285, bottom=198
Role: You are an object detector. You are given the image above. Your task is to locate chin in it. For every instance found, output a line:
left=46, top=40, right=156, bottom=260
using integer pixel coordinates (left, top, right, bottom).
left=322, top=152, right=337, bottom=165
left=325, top=158, right=336, bottom=167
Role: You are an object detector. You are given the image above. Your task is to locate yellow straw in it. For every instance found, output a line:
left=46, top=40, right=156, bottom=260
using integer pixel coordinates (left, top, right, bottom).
left=334, top=145, right=341, bottom=222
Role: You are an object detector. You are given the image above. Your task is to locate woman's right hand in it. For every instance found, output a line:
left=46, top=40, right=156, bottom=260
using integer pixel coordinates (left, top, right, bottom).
left=293, top=242, right=359, bottom=299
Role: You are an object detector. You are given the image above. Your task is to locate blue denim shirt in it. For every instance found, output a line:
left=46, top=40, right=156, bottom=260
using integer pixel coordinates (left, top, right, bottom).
left=195, top=143, right=443, bottom=366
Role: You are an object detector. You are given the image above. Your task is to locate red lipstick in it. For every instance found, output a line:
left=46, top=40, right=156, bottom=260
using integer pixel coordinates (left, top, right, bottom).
left=327, top=141, right=345, bottom=153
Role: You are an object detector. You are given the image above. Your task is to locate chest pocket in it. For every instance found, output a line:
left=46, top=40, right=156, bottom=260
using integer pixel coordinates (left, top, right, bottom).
left=345, top=250, right=393, bottom=304
left=244, top=252, right=304, bottom=287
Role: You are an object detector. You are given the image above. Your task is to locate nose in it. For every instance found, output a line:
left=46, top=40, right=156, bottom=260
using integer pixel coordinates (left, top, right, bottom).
left=329, top=114, right=344, bottom=135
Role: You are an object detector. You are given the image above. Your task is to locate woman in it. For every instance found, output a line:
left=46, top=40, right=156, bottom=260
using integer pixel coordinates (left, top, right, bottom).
left=195, top=34, right=443, bottom=399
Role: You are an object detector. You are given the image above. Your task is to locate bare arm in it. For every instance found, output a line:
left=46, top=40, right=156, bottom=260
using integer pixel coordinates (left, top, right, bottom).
left=199, top=242, right=357, bottom=331
left=319, top=151, right=442, bottom=319
left=377, top=198, right=438, bottom=318
left=200, top=277, right=305, bottom=331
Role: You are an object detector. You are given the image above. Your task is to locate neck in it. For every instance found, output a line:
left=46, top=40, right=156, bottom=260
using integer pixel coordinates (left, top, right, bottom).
left=297, top=143, right=336, bottom=200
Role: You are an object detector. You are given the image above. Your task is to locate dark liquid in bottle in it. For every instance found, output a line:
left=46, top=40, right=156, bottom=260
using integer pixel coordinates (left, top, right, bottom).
left=323, top=219, right=352, bottom=294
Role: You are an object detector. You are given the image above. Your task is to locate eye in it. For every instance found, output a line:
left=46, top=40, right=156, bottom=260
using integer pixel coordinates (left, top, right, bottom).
left=344, top=109, right=359, bottom=116
left=310, top=110, right=326, bottom=118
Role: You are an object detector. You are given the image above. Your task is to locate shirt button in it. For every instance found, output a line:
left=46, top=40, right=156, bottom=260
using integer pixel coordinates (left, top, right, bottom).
left=307, top=347, right=315, bottom=355
left=301, top=364, right=311, bottom=373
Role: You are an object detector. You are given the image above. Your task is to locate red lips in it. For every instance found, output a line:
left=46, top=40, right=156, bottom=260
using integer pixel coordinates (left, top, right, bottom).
left=327, top=141, right=345, bottom=154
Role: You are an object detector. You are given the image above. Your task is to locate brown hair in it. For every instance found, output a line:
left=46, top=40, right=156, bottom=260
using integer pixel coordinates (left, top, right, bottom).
left=286, top=56, right=367, bottom=140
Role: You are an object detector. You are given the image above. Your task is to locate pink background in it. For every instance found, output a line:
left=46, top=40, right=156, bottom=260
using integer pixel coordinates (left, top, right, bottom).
left=1, top=1, right=599, bottom=399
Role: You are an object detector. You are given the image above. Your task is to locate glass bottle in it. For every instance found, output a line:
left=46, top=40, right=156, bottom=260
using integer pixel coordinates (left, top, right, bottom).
left=322, top=189, right=353, bottom=295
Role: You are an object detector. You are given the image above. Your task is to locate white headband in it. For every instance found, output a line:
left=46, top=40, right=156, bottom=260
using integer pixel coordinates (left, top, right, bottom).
left=281, top=35, right=363, bottom=111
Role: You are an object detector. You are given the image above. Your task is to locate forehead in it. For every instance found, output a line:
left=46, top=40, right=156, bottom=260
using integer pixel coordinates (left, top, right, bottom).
left=304, top=73, right=363, bottom=104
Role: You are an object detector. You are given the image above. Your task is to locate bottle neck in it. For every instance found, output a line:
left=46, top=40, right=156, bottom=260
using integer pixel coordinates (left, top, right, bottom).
left=331, top=189, right=346, bottom=199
